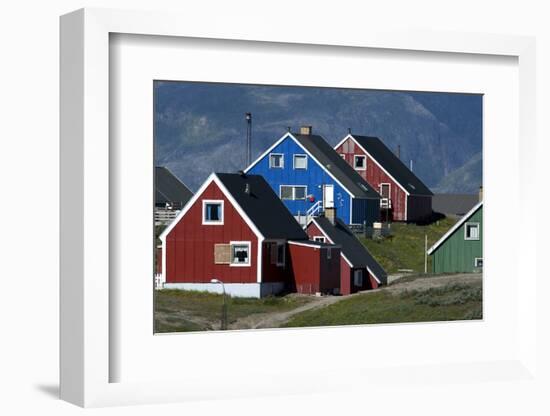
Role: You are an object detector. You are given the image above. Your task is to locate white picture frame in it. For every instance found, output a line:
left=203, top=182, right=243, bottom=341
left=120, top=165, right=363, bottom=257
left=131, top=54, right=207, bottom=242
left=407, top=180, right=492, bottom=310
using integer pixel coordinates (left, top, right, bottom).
left=60, top=8, right=538, bottom=408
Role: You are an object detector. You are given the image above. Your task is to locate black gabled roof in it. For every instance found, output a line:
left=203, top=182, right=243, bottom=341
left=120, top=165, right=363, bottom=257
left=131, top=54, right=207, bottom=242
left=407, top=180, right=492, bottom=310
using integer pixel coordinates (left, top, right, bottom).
left=155, top=166, right=194, bottom=207
left=350, top=135, right=433, bottom=196
left=312, top=216, right=387, bottom=284
left=216, top=173, right=308, bottom=240
left=292, top=134, right=380, bottom=200
left=432, top=194, right=479, bottom=216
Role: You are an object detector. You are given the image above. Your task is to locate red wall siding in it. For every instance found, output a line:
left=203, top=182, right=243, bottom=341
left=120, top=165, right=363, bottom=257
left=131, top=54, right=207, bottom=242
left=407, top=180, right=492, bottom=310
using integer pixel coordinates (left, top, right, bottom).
left=261, top=242, right=293, bottom=284
left=320, top=246, right=341, bottom=293
left=306, top=222, right=326, bottom=241
left=369, top=274, right=380, bottom=290
left=164, top=181, right=259, bottom=284
left=287, top=244, right=340, bottom=294
left=288, top=244, right=320, bottom=294
left=340, top=259, right=352, bottom=295
left=336, top=138, right=407, bottom=221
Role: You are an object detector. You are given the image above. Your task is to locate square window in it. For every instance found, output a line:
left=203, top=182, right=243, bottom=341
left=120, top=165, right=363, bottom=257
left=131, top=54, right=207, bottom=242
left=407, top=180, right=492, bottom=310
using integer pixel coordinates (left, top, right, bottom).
left=475, top=258, right=483, bottom=268
left=269, top=153, right=284, bottom=168
left=277, top=243, right=285, bottom=266
left=231, top=243, right=250, bottom=266
left=465, top=223, right=480, bottom=240
left=354, top=155, right=366, bottom=170
left=294, top=186, right=306, bottom=200
left=354, top=270, right=363, bottom=287
left=280, top=186, right=293, bottom=200
left=293, top=154, right=308, bottom=169
left=269, top=242, right=285, bottom=266
left=203, top=200, right=224, bottom=224
left=281, top=186, right=306, bottom=200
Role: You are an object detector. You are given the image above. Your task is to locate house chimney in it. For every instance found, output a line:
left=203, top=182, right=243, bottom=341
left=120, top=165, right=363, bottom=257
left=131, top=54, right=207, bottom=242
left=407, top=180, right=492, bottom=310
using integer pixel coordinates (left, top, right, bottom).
left=396, top=145, right=401, bottom=160
left=300, top=125, right=312, bottom=135
left=325, top=207, right=336, bottom=225
left=478, top=185, right=483, bottom=202
left=245, top=183, right=251, bottom=195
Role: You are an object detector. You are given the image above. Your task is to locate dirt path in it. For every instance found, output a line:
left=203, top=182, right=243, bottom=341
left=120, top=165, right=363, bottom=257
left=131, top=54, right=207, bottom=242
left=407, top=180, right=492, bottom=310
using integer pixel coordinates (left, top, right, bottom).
left=228, top=295, right=347, bottom=330
left=383, top=273, right=482, bottom=294
left=229, top=273, right=482, bottom=330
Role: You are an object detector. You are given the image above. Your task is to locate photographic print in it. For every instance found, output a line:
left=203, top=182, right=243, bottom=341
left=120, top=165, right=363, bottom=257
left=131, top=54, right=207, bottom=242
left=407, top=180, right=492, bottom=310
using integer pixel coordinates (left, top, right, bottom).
left=153, top=82, right=483, bottom=333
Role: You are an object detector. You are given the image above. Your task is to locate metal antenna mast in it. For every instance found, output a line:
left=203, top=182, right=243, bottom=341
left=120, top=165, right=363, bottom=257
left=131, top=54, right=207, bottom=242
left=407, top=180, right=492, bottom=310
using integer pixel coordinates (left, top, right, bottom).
left=245, top=112, right=252, bottom=166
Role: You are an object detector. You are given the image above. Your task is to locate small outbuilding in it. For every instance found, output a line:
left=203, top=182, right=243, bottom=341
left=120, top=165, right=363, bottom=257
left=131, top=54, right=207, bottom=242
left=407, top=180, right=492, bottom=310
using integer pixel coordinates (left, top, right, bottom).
left=306, top=208, right=387, bottom=294
left=427, top=201, right=483, bottom=273
left=287, top=240, right=341, bottom=295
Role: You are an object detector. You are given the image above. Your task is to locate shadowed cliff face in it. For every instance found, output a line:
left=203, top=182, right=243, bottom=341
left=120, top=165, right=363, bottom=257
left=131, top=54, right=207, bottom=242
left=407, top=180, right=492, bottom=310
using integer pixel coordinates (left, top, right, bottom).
left=154, top=82, right=482, bottom=193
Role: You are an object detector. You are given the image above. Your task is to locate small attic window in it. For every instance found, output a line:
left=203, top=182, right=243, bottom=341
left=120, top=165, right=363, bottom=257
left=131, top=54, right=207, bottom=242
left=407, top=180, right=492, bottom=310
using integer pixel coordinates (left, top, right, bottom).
left=269, top=153, right=284, bottom=168
left=465, top=222, right=480, bottom=240
left=354, top=155, right=366, bottom=170
left=202, top=200, right=224, bottom=225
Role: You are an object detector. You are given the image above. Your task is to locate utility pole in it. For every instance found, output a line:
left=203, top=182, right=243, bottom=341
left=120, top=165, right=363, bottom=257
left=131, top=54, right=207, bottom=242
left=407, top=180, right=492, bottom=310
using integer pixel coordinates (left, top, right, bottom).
left=424, top=234, right=428, bottom=273
left=245, top=112, right=252, bottom=166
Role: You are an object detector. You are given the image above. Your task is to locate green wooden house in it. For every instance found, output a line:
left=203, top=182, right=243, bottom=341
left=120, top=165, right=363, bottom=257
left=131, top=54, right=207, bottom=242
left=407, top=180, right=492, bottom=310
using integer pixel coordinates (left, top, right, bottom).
left=427, top=202, right=483, bottom=273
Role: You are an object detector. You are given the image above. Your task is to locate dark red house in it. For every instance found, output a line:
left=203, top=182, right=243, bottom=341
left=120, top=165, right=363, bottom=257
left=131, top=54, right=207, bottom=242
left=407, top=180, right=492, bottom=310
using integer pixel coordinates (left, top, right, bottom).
left=334, top=134, right=433, bottom=222
left=306, top=209, right=387, bottom=295
left=159, top=172, right=341, bottom=297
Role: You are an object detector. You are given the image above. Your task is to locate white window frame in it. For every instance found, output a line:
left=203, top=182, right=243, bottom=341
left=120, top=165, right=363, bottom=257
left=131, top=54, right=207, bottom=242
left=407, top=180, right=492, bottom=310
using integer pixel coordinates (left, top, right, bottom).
left=269, top=153, right=284, bottom=169
left=474, top=257, right=483, bottom=268
left=464, top=222, right=480, bottom=240
left=354, top=154, right=367, bottom=171
left=379, top=182, right=391, bottom=198
left=229, top=241, right=252, bottom=267
left=202, top=199, right=224, bottom=225
left=293, top=154, right=308, bottom=170
left=279, top=185, right=307, bottom=200
left=354, top=269, right=364, bottom=287
left=313, top=236, right=326, bottom=243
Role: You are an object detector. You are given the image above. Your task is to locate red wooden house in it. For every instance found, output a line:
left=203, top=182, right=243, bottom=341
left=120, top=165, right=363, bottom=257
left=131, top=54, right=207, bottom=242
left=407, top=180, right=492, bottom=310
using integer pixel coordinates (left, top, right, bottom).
left=306, top=208, right=387, bottom=295
left=334, top=134, right=433, bottom=222
left=159, top=172, right=341, bottom=297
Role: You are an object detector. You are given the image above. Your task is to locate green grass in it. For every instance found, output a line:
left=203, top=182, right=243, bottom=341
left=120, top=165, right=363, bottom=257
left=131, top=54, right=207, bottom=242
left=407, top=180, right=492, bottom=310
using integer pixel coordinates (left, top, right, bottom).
left=282, top=282, right=482, bottom=328
left=154, top=290, right=313, bottom=333
left=359, top=217, right=458, bottom=274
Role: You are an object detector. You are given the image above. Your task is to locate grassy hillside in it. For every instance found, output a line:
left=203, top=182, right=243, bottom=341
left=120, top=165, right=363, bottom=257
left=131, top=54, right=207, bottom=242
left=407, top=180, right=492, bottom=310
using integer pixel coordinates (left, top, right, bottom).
left=359, top=217, right=458, bottom=274
left=283, top=281, right=482, bottom=328
left=154, top=290, right=313, bottom=332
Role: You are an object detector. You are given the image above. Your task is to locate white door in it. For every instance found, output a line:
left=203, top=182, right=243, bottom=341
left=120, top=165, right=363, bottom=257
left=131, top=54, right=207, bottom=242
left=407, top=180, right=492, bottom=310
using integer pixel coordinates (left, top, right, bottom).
left=323, top=184, right=334, bottom=208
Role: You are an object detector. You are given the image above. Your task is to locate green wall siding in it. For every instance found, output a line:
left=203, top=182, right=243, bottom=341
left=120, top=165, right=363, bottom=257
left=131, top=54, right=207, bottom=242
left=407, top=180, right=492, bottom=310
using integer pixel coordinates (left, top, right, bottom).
left=431, top=206, right=483, bottom=273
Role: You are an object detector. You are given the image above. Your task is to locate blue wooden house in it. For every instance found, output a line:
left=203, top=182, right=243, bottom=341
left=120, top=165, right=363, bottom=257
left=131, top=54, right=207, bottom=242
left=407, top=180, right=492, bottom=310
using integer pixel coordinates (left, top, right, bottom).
left=245, top=126, right=381, bottom=225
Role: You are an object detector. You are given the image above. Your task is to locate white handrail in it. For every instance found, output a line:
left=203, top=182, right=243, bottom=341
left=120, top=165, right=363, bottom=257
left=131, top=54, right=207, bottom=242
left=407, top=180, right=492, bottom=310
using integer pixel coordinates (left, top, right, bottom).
left=307, top=200, right=323, bottom=217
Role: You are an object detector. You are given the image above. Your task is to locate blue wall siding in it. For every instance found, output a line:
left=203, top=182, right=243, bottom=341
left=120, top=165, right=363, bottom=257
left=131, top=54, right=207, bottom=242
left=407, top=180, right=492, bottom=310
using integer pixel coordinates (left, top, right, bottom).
left=248, top=137, right=353, bottom=224
left=352, top=198, right=381, bottom=225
